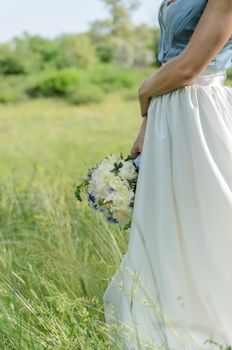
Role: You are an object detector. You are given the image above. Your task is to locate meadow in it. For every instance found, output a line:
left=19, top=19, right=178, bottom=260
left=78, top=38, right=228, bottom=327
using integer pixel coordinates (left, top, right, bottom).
left=0, top=69, right=147, bottom=349
left=0, top=68, right=232, bottom=350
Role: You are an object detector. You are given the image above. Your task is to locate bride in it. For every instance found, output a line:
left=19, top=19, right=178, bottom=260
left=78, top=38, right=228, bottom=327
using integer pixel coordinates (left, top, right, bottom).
left=103, top=0, right=232, bottom=349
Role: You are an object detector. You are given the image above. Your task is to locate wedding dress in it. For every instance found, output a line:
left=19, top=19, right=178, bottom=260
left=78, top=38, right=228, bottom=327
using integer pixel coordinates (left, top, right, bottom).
left=103, top=0, right=232, bottom=349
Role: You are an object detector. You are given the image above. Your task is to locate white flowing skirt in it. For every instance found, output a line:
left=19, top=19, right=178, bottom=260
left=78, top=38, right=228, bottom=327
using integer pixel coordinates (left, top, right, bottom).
left=103, top=67, right=232, bottom=350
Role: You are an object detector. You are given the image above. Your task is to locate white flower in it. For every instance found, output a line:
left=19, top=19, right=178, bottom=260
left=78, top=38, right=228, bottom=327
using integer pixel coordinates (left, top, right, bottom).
left=119, top=160, right=137, bottom=181
left=109, top=176, right=124, bottom=191
left=97, top=154, right=118, bottom=171
left=111, top=187, right=134, bottom=206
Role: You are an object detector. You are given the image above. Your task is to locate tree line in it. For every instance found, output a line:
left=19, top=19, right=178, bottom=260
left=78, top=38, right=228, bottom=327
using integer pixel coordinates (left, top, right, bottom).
left=0, top=0, right=162, bottom=104
left=0, top=0, right=160, bottom=75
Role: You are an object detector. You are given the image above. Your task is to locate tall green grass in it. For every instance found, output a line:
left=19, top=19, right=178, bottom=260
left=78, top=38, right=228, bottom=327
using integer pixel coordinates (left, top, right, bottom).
left=0, top=93, right=140, bottom=349
left=0, top=174, right=128, bottom=349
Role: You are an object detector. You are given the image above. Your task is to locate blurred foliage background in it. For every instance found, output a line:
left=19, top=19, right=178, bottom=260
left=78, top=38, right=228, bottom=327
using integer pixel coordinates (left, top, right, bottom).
left=0, top=0, right=161, bottom=105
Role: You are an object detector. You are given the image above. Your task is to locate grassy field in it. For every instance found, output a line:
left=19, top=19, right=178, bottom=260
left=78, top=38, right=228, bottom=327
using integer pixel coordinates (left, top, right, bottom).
left=0, top=72, right=232, bottom=349
left=0, top=91, right=143, bottom=349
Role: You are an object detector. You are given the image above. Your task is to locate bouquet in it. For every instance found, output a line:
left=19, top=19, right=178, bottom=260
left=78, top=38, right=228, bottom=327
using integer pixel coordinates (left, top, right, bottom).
left=75, top=153, right=141, bottom=230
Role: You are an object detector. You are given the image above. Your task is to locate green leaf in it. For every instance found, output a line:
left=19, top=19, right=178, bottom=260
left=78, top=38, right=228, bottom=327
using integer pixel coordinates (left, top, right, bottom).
left=123, top=219, right=132, bottom=231
left=74, top=180, right=88, bottom=202
left=124, top=154, right=132, bottom=161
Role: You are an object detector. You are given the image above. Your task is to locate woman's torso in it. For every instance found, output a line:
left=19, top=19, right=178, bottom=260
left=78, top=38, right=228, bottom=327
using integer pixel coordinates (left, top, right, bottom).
left=158, top=0, right=232, bottom=70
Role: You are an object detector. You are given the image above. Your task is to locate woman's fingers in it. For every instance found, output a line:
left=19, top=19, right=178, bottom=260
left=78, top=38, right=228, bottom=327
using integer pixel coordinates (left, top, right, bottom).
left=131, top=115, right=148, bottom=158
left=139, top=141, right=143, bottom=153
left=130, top=137, right=140, bottom=158
left=130, top=137, right=144, bottom=158
left=131, top=143, right=139, bottom=158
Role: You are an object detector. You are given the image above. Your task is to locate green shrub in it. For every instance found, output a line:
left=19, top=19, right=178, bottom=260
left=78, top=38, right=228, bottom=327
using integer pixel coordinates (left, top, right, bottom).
left=96, top=44, right=114, bottom=63
left=91, top=66, right=137, bottom=92
left=68, top=84, right=104, bottom=105
left=0, top=47, right=42, bottom=75
left=0, top=55, right=25, bottom=75
left=32, top=69, right=80, bottom=97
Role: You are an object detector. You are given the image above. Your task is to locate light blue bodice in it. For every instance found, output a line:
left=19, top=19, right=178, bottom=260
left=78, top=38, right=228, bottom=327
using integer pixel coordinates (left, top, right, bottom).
left=158, top=0, right=232, bottom=70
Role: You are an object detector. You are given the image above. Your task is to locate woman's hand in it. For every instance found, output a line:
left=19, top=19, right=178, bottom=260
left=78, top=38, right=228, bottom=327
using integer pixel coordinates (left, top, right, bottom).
left=138, top=79, right=152, bottom=117
left=130, top=116, right=148, bottom=158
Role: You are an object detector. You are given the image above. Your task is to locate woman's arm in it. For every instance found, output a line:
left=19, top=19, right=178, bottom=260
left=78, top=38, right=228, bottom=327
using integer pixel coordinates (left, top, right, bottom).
left=139, top=0, right=232, bottom=117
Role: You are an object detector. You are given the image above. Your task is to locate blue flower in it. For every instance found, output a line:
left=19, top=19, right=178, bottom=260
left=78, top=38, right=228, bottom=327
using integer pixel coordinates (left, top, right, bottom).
left=87, top=192, right=95, bottom=203
left=106, top=187, right=115, bottom=193
left=107, top=216, right=119, bottom=224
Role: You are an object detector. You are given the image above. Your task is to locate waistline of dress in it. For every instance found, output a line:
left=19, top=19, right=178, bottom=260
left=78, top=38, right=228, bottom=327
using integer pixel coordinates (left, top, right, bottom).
left=162, top=64, right=227, bottom=86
